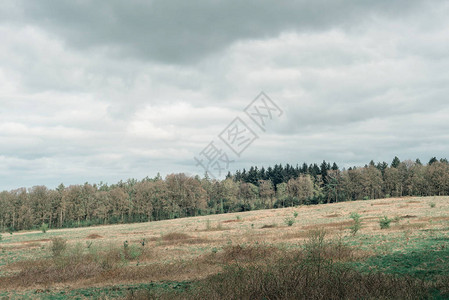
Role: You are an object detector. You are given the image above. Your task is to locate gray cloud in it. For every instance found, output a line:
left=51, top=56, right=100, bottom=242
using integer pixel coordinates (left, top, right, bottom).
left=1, top=0, right=428, bottom=64
left=0, top=1, right=449, bottom=190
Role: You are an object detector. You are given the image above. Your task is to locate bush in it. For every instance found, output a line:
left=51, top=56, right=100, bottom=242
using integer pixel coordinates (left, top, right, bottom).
left=125, top=244, right=142, bottom=260
left=349, top=213, right=362, bottom=235
left=379, top=216, right=391, bottom=229
left=284, top=217, right=295, bottom=227
left=293, top=211, right=298, bottom=218
left=142, top=231, right=428, bottom=300
left=0, top=234, right=2, bottom=241
left=187, top=256, right=430, bottom=300
left=50, top=237, right=67, bottom=257
left=40, top=223, right=48, bottom=233
left=304, top=229, right=327, bottom=263
left=430, top=202, right=436, bottom=208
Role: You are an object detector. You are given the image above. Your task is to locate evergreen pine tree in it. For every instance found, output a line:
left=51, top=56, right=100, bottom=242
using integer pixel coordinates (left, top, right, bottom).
left=320, top=160, right=329, bottom=184
left=391, top=156, right=401, bottom=168
left=429, top=157, right=438, bottom=165
left=331, top=162, right=339, bottom=170
left=301, top=163, right=308, bottom=174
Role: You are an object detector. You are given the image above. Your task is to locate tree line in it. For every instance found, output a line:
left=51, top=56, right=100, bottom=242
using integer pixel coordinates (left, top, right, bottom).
left=1, top=156, right=448, bottom=232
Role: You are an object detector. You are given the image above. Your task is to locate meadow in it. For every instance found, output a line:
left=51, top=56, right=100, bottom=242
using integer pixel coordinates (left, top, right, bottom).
left=1, top=196, right=449, bottom=299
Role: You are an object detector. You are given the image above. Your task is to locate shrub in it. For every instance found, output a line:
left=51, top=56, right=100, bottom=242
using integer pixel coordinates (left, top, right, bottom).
left=0, top=234, right=2, bottom=241
left=363, top=196, right=370, bottom=200
left=123, top=240, right=129, bottom=258
left=125, top=244, right=142, bottom=260
left=186, top=256, right=430, bottom=300
left=379, top=216, right=391, bottom=229
left=304, top=229, right=327, bottom=262
left=429, top=202, right=436, bottom=208
left=40, top=223, right=48, bottom=233
left=284, top=217, right=295, bottom=227
left=50, top=237, right=67, bottom=257
left=142, top=231, right=426, bottom=300
left=293, top=211, right=298, bottom=218
left=349, top=212, right=362, bottom=235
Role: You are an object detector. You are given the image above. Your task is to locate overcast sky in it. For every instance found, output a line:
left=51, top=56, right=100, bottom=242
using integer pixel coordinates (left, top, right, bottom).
left=1, top=1, right=449, bottom=190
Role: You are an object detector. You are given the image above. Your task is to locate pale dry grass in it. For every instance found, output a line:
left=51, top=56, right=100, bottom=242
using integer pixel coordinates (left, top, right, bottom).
left=1, top=196, right=448, bottom=292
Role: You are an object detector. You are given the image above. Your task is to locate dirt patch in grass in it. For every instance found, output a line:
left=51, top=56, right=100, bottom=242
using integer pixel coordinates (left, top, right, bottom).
left=401, top=215, right=417, bottom=219
left=199, top=225, right=230, bottom=232
left=21, top=239, right=50, bottom=244
left=361, top=217, right=380, bottom=221
left=406, top=200, right=421, bottom=204
left=149, top=232, right=210, bottom=246
left=418, top=216, right=449, bottom=222
left=6, top=239, right=51, bottom=249
left=86, top=234, right=103, bottom=239
left=2, top=242, right=42, bottom=250
left=431, top=216, right=449, bottom=222
left=304, top=220, right=353, bottom=230
left=324, top=213, right=340, bottom=218
left=162, top=233, right=191, bottom=241
left=164, top=238, right=210, bottom=246
left=397, top=223, right=427, bottom=230
left=261, top=224, right=277, bottom=229
left=371, top=202, right=390, bottom=206
left=281, top=231, right=312, bottom=240
left=222, top=219, right=241, bottom=223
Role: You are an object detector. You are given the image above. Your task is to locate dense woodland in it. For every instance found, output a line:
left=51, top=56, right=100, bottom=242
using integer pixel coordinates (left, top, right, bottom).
left=1, top=156, right=449, bottom=232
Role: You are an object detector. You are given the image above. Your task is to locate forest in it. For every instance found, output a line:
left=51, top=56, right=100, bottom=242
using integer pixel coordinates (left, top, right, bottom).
left=1, top=156, right=448, bottom=232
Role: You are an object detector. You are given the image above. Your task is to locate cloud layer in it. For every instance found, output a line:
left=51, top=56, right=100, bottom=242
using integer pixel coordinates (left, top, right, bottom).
left=1, top=1, right=448, bottom=190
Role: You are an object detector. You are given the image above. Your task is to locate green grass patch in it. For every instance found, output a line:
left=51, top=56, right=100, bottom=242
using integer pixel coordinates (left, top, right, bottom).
left=353, top=235, right=449, bottom=280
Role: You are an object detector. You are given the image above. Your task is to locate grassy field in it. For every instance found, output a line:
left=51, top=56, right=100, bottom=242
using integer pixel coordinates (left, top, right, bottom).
left=1, top=196, right=449, bottom=299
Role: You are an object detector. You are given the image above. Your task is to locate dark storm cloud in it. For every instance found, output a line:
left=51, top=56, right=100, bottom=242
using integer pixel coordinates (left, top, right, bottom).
left=2, top=0, right=426, bottom=64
